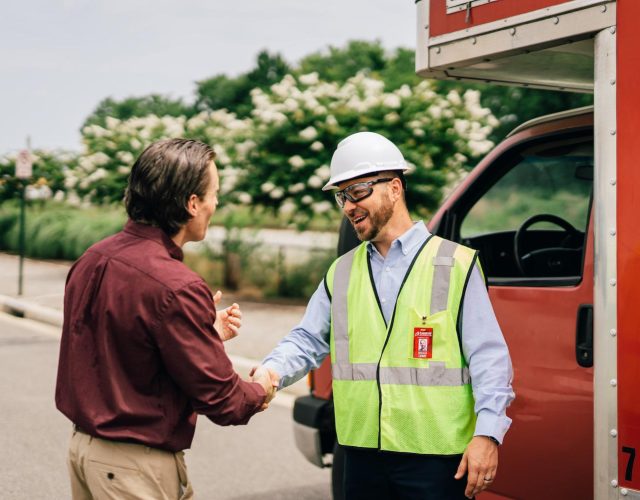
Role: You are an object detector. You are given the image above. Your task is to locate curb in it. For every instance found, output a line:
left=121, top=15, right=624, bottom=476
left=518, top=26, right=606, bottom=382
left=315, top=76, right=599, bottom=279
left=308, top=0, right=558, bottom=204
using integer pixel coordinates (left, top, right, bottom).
left=0, top=295, right=64, bottom=327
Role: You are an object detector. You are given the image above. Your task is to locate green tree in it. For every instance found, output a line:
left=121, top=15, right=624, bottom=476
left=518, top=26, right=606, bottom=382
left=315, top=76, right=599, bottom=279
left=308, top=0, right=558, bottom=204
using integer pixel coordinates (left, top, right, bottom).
left=479, top=85, right=592, bottom=142
left=434, top=82, right=593, bottom=143
left=297, top=41, right=420, bottom=91
left=195, top=50, right=290, bottom=117
left=81, top=94, right=194, bottom=130
left=247, top=51, right=291, bottom=88
left=194, top=74, right=250, bottom=114
left=379, top=47, right=421, bottom=90
left=298, top=40, right=386, bottom=83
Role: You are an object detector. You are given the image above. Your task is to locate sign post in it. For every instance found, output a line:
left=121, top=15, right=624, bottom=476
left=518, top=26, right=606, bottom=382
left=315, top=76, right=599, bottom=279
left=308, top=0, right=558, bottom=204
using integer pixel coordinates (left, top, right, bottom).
left=15, top=140, right=32, bottom=296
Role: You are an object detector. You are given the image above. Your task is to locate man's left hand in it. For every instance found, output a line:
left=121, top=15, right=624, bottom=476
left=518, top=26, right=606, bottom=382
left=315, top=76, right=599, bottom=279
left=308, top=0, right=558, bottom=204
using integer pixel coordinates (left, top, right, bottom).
left=213, top=290, right=242, bottom=342
left=454, top=435, right=499, bottom=498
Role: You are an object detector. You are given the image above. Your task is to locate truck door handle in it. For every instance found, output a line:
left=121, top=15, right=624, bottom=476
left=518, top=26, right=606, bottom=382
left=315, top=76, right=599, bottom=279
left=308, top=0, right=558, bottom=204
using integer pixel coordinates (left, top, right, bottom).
left=576, top=304, right=593, bottom=368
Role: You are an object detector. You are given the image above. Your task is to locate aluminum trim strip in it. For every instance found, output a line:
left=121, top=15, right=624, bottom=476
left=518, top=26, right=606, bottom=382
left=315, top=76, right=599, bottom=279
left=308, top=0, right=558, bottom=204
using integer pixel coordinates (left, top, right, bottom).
left=593, top=26, right=618, bottom=500
left=427, top=4, right=615, bottom=70
left=446, top=0, right=500, bottom=15
left=433, top=0, right=611, bottom=45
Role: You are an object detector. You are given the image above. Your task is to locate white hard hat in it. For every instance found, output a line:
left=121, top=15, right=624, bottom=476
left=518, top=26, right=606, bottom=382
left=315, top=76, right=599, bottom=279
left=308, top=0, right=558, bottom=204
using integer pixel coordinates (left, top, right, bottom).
left=322, top=131, right=408, bottom=191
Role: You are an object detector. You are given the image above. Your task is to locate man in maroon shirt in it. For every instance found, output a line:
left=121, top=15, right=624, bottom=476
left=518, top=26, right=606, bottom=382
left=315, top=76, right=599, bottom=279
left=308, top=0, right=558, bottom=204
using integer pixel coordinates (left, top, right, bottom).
left=55, top=139, right=276, bottom=499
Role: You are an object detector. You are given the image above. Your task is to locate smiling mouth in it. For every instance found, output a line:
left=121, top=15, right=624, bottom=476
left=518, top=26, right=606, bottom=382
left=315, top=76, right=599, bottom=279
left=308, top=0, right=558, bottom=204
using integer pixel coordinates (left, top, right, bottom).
left=351, top=214, right=367, bottom=226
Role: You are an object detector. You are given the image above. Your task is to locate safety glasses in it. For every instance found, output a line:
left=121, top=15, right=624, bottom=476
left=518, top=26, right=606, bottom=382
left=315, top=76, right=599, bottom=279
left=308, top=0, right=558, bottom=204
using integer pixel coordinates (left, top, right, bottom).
left=334, top=178, right=393, bottom=208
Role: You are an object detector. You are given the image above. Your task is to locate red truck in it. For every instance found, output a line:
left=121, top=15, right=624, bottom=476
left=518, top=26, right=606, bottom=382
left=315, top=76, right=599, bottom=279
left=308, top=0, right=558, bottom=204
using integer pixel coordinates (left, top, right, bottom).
left=293, top=2, right=640, bottom=499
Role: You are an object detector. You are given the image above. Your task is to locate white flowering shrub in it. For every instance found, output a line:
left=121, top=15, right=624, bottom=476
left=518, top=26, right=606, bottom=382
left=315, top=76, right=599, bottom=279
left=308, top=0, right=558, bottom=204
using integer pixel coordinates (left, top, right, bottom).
left=184, top=110, right=254, bottom=197
left=73, top=115, right=185, bottom=203
left=2, top=72, right=496, bottom=229
left=0, top=150, right=75, bottom=203
left=232, top=72, right=497, bottom=226
left=74, top=111, right=251, bottom=204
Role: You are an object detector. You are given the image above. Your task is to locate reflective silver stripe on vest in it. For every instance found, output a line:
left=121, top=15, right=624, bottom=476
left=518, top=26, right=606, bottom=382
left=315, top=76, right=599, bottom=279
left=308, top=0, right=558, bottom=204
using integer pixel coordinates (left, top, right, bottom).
left=332, top=362, right=377, bottom=381
left=332, top=362, right=470, bottom=386
left=380, top=363, right=470, bottom=386
left=430, top=239, right=458, bottom=314
left=332, top=247, right=358, bottom=378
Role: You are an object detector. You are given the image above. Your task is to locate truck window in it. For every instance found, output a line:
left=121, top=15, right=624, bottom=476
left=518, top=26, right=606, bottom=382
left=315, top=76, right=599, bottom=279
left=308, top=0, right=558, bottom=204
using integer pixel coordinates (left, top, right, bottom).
left=458, top=139, right=592, bottom=283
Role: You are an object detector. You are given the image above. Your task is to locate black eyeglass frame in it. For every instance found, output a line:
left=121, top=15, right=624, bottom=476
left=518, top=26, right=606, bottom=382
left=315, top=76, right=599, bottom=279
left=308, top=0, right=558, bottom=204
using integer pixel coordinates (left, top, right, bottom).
left=334, top=177, right=394, bottom=208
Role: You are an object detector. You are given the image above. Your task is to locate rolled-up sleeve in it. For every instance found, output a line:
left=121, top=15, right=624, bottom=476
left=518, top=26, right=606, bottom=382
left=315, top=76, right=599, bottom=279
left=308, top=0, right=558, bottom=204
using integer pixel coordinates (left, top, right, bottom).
left=153, top=280, right=266, bottom=426
left=462, top=266, right=515, bottom=444
left=262, top=280, right=331, bottom=388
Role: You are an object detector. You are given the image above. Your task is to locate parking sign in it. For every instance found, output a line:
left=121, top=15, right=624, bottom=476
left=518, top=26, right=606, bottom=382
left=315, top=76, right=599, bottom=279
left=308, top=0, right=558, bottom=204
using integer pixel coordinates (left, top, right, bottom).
left=15, top=150, right=33, bottom=179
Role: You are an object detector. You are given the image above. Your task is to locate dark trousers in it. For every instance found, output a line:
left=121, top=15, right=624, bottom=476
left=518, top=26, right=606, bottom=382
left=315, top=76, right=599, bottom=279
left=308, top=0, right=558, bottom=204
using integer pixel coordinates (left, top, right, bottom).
left=343, top=447, right=469, bottom=500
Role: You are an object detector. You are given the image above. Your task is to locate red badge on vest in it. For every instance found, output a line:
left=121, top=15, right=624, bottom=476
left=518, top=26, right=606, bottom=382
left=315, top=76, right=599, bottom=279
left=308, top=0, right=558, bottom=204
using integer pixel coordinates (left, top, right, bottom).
left=413, top=327, right=433, bottom=359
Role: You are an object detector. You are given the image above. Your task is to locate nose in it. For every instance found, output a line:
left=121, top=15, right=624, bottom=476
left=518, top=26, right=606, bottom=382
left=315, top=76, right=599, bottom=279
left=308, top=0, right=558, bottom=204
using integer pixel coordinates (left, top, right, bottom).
left=343, top=198, right=357, bottom=213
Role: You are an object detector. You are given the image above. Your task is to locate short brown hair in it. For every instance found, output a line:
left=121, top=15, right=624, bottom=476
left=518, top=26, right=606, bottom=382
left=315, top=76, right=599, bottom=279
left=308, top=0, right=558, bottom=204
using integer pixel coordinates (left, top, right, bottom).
left=124, top=139, right=216, bottom=235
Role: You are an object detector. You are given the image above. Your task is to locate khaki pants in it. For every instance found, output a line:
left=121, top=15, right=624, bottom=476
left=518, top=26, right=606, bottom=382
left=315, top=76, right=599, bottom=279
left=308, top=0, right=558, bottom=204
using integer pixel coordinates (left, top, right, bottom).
left=67, top=428, right=193, bottom=500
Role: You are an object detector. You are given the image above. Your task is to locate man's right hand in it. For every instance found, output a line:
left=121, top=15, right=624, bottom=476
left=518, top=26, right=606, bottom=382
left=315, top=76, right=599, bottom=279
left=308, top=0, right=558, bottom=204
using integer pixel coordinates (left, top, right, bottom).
left=249, top=366, right=280, bottom=410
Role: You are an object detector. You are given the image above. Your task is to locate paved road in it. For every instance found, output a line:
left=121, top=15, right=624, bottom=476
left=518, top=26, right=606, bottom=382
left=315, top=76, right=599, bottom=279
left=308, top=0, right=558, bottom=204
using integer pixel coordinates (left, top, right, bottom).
left=0, top=313, right=331, bottom=499
left=0, top=253, right=313, bottom=396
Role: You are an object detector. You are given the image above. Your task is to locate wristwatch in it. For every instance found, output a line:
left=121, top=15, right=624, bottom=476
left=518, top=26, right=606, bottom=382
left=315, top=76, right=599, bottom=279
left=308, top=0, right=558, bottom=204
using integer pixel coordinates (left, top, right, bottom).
left=481, top=435, right=500, bottom=446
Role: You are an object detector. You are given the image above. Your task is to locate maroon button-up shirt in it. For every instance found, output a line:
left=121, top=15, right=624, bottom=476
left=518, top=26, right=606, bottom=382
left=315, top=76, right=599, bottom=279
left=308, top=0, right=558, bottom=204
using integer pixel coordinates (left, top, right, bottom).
left=55, top=220, right=266, bottom=452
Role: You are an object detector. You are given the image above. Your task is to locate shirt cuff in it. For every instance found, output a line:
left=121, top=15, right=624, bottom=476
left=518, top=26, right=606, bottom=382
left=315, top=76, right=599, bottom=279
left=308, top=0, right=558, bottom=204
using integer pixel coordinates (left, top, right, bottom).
left=473, top=409, right=512, bottom=445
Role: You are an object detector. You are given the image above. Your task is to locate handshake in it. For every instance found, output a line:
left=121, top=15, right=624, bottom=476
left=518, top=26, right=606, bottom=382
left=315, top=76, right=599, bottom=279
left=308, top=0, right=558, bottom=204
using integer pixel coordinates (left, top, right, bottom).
left=249, top=365, right=280, bottom=410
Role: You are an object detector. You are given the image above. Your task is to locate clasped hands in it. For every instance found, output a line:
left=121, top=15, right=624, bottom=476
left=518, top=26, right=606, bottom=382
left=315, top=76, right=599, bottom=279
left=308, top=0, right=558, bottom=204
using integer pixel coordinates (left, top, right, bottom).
left=212, top=291, right=280, bottom=409
left=249, top=365, right=280, bottom=410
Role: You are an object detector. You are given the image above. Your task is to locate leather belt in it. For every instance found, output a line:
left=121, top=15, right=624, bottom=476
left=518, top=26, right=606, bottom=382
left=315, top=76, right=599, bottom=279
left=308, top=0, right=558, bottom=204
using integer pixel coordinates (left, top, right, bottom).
left=73, top=424, right=89, bottom=434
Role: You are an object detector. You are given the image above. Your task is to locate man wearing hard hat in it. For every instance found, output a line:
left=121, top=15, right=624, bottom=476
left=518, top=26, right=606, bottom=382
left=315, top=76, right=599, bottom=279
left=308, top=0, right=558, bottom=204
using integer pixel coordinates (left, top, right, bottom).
left=261, top=131, right=514, bottom=499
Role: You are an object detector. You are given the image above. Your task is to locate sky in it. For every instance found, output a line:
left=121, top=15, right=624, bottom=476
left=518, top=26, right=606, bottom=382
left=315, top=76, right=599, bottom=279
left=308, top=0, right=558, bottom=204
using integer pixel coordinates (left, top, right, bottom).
left=2, top=0, right=416, bottom=154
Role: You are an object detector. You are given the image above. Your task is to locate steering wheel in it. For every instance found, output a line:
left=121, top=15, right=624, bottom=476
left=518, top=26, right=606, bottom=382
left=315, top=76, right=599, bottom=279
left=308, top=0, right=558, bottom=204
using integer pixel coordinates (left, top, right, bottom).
left=514, top=214, right=582, bottom=277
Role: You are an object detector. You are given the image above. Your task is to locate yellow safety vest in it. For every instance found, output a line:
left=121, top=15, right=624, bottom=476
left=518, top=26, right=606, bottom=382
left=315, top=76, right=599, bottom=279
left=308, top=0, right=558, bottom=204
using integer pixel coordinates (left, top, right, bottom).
left=326, top=235, right=478, bottom=455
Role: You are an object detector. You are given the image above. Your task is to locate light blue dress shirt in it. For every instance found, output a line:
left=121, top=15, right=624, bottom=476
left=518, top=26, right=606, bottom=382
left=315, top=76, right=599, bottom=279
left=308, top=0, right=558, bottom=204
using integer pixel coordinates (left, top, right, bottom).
left=263, top=222, right=514, bottom=443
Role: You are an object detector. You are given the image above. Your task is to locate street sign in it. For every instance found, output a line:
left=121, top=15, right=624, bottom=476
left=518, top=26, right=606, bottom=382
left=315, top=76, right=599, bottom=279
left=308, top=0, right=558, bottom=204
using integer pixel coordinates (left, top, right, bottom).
left=15, top=149, right=33, bottom=179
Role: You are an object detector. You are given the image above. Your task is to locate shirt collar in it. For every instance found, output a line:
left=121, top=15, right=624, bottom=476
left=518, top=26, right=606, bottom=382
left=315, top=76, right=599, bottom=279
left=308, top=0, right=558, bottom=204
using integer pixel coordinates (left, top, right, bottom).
left=367, top=221, right=431, bottom=257
left=123, top=220, right=184, bottom=261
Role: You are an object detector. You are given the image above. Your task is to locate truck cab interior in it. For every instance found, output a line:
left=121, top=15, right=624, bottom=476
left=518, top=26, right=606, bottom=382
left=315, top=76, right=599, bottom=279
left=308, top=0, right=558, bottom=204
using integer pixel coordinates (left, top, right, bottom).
left=437, top=131, right=593, bottom=286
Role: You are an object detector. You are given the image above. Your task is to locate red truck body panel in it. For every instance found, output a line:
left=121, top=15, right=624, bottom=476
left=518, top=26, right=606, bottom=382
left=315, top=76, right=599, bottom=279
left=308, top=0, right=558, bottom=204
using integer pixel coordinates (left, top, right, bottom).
left=617, top=0, right=640, bottom=490
left=429, top=0, right=574, bottom=37
left=431, top=111, right=595, bottom=499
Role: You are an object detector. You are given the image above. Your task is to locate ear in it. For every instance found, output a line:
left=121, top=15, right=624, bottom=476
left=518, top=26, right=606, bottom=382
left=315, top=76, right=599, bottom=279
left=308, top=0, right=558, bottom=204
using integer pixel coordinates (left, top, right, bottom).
left=186, top=194, right=199, bottom=217
left=389, top=177, right=403, bottom=202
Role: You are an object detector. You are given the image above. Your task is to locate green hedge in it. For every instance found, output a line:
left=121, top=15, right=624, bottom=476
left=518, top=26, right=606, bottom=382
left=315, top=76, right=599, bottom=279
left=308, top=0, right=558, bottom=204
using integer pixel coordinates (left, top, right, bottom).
left=0, top=200, right=333, bottom=300
left=0, top=202, right=126, bottom=260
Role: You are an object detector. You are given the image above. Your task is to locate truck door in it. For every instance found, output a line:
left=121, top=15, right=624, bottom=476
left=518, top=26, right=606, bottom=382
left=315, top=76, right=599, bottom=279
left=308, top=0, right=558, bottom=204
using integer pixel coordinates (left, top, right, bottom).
left=437, top=127, right=594, bottom=499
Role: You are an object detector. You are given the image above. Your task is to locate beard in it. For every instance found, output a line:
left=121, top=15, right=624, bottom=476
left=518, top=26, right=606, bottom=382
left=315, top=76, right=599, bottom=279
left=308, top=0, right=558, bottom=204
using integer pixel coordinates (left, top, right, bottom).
left=350, top=196, right=394, bottom=242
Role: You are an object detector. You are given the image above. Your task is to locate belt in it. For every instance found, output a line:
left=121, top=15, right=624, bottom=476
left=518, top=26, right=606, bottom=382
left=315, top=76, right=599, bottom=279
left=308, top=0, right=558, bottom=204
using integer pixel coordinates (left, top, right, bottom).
left=73, top=424, right=89, bottom=434
left=72, top=424, right=170, bottom=454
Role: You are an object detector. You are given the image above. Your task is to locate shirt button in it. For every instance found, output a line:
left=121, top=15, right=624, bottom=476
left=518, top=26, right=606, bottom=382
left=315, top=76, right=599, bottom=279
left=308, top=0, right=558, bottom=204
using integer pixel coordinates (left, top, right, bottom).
left=386, top=267, right=391, bottom=272
left=381, top=298, right=387, bottom=303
